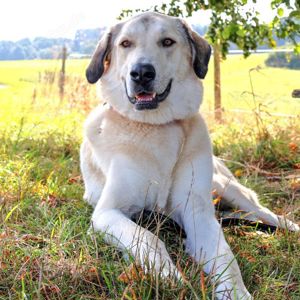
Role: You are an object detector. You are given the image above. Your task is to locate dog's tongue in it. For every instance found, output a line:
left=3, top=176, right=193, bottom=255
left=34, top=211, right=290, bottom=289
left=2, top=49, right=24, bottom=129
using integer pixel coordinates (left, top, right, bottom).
left=135, top=93, right=156, bottom=102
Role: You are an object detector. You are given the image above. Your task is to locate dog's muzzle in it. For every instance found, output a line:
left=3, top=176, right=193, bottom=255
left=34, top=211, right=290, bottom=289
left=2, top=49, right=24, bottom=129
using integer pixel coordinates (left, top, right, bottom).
left=125, top=63, right=173, bottom=110
left=125, top=79, right=173, bottom=110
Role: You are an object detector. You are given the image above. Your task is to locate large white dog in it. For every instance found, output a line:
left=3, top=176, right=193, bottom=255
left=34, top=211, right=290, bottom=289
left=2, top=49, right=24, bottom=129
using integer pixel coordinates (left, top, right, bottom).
left=80, top=12, right=299, bottom=299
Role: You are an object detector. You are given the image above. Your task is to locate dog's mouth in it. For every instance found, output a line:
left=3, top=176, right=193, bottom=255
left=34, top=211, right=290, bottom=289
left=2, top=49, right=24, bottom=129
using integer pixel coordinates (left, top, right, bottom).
left=126, top=79, right=172, bottom=110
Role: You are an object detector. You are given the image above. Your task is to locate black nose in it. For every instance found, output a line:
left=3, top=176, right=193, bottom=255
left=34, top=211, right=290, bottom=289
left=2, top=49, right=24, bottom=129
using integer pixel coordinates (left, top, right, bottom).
left=130, top=63, right=156, bottom=85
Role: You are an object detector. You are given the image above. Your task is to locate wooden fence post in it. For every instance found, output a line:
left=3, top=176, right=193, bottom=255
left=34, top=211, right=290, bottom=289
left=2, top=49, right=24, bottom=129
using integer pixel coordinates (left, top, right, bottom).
left=59, top=46, right=67, bottom=101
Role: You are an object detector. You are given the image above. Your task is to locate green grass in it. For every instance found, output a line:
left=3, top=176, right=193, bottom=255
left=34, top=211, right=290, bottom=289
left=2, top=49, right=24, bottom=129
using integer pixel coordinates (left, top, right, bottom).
left=0, top=55, right=299, bottom=299
left=203, top=53, right=300, bottom=116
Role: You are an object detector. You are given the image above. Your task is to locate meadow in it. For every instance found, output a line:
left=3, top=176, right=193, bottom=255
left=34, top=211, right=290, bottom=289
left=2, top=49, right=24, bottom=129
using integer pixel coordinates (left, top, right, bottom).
left=0, top=54, right=299, bottom=299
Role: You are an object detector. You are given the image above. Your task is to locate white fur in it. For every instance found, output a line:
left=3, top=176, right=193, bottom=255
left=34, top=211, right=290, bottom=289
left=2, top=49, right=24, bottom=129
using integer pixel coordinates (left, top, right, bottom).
left=81, top=12, right=299, bottom=300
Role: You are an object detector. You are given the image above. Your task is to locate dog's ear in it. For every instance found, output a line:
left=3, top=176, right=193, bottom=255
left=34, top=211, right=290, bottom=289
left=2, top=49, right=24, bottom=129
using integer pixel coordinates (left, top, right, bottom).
left=190, top=31, right=211, bottom=79
left=180, top=20, right=211, bottom=79
left=86, top=29, right=113, bottom=84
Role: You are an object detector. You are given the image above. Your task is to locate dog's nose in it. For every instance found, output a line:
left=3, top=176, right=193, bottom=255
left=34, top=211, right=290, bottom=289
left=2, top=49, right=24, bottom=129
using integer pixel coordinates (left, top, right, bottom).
left=130, top=63, right=156, bottom=85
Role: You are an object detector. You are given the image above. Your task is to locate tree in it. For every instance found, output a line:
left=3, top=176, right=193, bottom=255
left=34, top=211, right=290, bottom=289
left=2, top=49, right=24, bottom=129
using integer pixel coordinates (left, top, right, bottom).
left=10, top=46, right=26, bottom=60
left=121, top=0, right=300, bottom=121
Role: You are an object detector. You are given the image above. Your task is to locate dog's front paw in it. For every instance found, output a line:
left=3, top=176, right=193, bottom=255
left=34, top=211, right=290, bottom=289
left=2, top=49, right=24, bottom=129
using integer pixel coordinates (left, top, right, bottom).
left=134, top=239, right=182, bottom=280
left=215, top=288, right=252, bottom=300
left=139, top=254, right=181, bottom=280
left=214, top=281, right=252, bottom=300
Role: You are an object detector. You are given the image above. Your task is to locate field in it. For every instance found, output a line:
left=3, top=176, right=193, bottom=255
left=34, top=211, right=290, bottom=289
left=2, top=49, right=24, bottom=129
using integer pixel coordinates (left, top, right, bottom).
left=0, top=54, right=299, bottom=299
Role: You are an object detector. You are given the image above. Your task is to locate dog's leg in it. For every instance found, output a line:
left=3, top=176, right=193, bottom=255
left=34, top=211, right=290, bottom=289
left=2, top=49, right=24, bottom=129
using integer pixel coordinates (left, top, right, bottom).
left=89, top=156, right=179, bottom=279
left=170, top=114, right=251, bottom=299
left=91, top=208, right=179, bottom=278
left=213, top=156, right=299, bottom=231
left=92, top=208, right=179, bottom=278
left=171, top=156, right=251, bottom=299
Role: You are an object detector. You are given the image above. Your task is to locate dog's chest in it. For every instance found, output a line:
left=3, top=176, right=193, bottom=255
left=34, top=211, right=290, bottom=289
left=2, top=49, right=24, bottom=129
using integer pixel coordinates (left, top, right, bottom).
left=97, top=111, right=184, bottom=174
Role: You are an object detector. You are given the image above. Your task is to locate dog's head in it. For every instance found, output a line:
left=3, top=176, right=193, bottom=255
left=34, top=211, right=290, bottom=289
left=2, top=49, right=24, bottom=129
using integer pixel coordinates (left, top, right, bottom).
left=86, top=12, right=211, bottom=124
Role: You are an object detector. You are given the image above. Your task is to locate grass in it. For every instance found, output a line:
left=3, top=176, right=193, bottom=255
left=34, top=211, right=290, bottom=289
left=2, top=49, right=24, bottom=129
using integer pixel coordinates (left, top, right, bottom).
left=0, top=54, right=299, bottom=299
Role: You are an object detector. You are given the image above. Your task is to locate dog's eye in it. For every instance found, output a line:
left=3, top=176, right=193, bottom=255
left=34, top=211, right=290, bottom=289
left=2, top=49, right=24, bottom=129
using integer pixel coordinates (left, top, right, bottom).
left=162, top=38, right=175, bottom=47
left=120, top=40, right=131, bottom=48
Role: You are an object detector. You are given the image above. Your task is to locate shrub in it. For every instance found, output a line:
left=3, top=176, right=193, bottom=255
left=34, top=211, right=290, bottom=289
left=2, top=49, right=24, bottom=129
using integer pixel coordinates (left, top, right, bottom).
left=265, top=52, right=300, bottom=70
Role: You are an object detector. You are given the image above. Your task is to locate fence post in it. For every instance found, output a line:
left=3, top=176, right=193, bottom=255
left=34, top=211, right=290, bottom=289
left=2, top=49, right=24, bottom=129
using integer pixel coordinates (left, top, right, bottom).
left=59, top=46, right=67, bottom=101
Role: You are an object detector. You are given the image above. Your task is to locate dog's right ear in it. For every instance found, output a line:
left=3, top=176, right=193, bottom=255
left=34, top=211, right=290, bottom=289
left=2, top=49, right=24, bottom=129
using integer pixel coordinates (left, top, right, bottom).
left=86, top=30, right=113, bottom=84
left=179, top=20, right=211, bottom=79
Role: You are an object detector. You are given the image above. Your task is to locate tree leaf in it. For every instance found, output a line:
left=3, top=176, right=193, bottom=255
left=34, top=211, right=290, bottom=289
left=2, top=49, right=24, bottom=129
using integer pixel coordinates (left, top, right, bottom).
left=289, top=10, right=300, bottom=19
left=237, top=28, right=246, bottom=37
left=222, top=26, right=231, bottom=39
left=294, top=44, right=300, bottom=54
left=277, top=8, right=284, bottom=17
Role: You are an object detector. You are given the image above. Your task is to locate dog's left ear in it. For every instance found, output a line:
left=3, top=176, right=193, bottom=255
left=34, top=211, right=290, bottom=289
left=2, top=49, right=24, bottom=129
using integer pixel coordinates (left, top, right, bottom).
left=180, top=20, right=211, bottom=79
left=86, top=23, right=123, bottom=84
left=86, top=30, right=113, bottom=84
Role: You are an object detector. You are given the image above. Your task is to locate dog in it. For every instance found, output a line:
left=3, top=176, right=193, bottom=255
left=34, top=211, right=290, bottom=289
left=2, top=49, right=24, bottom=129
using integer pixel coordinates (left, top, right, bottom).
left=80, top=12, right=299, bottom=299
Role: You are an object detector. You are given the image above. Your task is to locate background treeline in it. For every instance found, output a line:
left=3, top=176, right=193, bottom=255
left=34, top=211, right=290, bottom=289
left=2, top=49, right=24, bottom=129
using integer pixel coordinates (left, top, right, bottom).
left=1, top=25, right=299, bottom=71
left=0, top=25, right=206, bottom=60
left=0, top=27, right=106, bottom=60
left=265, top=52, right=300, bottom=70
left=1, top=26, right=200, bottom=60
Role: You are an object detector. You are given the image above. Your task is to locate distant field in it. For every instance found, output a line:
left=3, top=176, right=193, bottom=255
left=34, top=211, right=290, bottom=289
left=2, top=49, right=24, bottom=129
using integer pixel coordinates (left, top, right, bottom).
left=204, top=54, right=300, bottom=116
left=0, top=55, right=299, bottom=299
left=0, top=54, right=299, bottom=116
